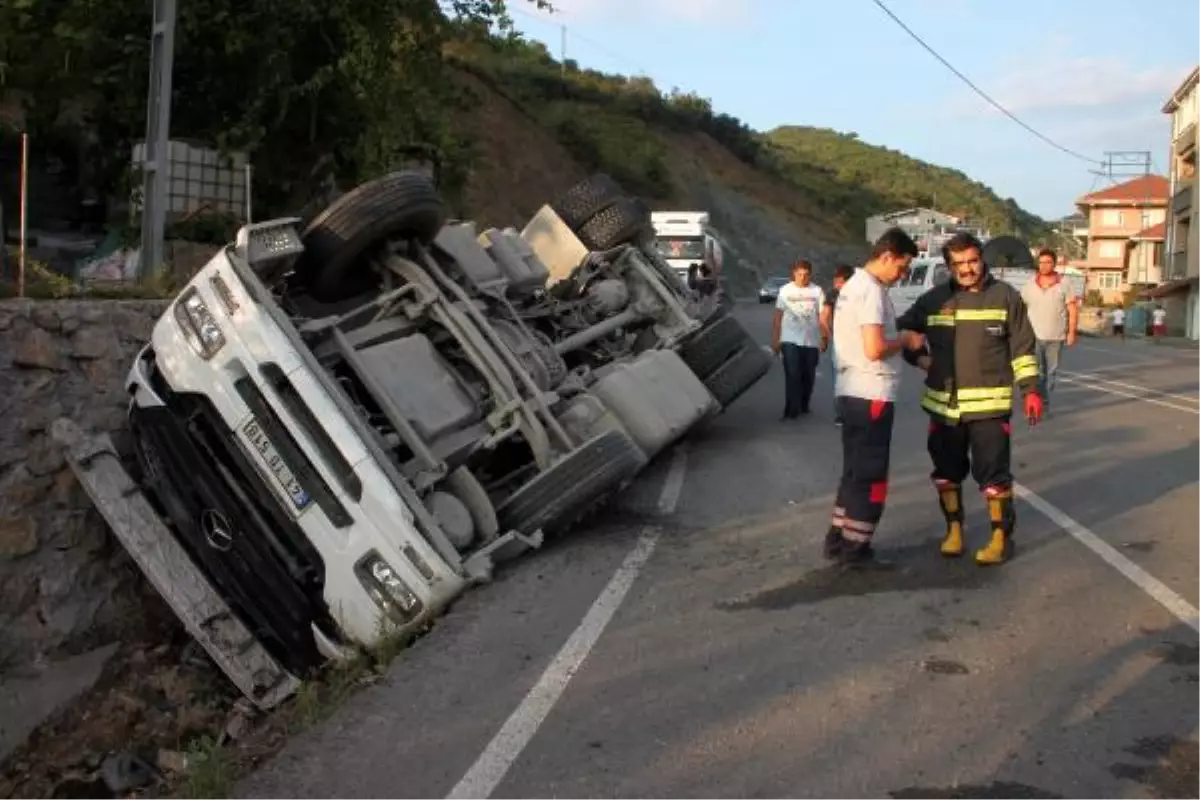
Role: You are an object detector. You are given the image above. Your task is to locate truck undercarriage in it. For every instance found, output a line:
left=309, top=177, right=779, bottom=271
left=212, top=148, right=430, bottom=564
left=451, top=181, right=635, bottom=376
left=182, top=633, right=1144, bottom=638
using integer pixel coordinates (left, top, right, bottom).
left=66, top=172, right=771, bottom=705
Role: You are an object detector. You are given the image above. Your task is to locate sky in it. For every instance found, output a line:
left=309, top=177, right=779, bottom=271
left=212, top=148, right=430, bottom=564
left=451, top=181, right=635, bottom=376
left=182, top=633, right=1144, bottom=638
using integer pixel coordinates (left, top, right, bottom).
left=508, top=0, right=1200, bottom=220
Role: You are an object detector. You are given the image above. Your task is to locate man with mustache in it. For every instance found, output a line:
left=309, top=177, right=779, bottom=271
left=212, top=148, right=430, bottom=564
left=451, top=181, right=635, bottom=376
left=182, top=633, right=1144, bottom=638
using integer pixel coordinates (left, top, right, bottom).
left=896, top=232, right=1043, bottom=566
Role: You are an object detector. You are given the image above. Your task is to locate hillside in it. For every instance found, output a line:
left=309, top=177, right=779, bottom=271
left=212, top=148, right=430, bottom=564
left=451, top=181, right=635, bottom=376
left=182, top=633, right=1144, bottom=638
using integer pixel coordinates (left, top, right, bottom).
left=767, top=126, right=1052, bottom=241
left=0, top=3, right=1050, bottom=296
left=443, top=34, right=1050, bottom=291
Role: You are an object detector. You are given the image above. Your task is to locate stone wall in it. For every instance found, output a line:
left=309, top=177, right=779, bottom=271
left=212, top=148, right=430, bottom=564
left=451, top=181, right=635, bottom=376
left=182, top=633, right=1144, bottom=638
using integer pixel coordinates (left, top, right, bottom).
left=0, top=299, right=169, bottom=675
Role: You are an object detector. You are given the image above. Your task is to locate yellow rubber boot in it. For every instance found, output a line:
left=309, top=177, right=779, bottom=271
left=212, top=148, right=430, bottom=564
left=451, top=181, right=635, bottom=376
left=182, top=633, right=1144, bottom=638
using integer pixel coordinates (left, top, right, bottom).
left=936, top=484, right=964, bottom=557
left=976, top=491, right=1015, bottom=565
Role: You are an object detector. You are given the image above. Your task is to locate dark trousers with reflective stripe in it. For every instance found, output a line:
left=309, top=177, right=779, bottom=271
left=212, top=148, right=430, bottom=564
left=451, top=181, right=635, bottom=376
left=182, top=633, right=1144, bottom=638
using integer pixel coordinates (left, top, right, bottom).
left=832, top=396, right=895, bottom=545
left=927, top=417, right=1013, bottom=491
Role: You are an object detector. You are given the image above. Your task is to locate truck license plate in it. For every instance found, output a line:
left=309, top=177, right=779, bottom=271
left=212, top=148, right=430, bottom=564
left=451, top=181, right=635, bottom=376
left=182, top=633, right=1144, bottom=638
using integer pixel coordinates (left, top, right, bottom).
left=242, top=417, right=312, bottom=511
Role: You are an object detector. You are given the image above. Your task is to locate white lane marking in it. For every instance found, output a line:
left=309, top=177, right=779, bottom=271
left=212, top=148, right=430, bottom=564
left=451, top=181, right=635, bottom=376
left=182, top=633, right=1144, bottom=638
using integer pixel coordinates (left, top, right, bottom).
left=1015, top=483, right=1199, bottom=633
left=1057, top=376, right=1200, bottom=415
left=1060, top=370, right=1199, bottom=404
left=1078, top=341, right=1199, bottom=361
left=446, top=447, right=688, bottom=799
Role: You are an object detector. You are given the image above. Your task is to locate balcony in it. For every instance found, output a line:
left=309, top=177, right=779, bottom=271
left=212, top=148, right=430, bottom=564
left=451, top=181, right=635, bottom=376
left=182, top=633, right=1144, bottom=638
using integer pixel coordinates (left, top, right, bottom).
left=1174, top=183, right=1193, bottom=215
left=1174, top=120, right=1197, bottom=154
left=1167, top=250, right=1190, bottom=280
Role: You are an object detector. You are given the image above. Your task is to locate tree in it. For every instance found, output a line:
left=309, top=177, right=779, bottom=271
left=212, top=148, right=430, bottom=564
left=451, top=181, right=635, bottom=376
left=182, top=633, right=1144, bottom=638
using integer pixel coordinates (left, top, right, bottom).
left=0, top=0, right=546, bottom=214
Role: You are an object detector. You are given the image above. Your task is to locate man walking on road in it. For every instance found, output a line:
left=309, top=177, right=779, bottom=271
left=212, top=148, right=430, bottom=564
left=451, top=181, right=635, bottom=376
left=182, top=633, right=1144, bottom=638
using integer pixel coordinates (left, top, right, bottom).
left=771, top=259, right=825, bottom=419
left=1020, top=248, right=1078, bottom=413
left=824, top=229, right=918, bottom=565
left=820, top=264, right=856, bottom=427
left=898, top=233, right=1044, bottom=566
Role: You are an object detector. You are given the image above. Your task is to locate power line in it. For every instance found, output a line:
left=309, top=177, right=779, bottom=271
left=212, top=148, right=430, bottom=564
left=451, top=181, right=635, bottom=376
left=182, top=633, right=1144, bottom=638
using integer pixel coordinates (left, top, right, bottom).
left=505, top=5, right=660, bottom=84
left=866, top=0, right=1104, bottom=166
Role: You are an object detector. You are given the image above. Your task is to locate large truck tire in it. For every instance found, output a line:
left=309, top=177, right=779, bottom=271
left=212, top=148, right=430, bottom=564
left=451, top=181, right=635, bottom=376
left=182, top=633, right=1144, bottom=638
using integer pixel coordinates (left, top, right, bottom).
left=551, top=174, right=626, bottom=231
left=496, top=429, right=646, bottom=537
left=292, top=171, right=446, bottom=303
left=577, top=196, right=653, bottom=251
left=704, top=345, right=771, bottom=409
left=678, top=313, right=754, bottom=381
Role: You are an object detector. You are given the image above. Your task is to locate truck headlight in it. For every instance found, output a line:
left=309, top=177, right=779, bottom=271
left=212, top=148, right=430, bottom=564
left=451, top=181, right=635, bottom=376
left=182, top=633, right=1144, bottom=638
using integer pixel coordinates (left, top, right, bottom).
left=355, top=551, right=424, bottom=624
left=173, top=288, right=226, bottom=359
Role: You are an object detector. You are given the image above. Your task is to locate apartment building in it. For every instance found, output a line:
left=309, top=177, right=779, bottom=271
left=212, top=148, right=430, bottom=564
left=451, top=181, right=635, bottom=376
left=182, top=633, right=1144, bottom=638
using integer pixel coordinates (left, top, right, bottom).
left=1072, top=175, right=1169, bottom=304
left=1147, top=66, right=1199, bottom=339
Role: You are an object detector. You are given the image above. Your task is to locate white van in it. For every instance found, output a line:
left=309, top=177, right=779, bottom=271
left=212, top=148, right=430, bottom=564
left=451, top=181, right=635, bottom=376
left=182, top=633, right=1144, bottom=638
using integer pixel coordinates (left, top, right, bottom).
left=889, top=256, right=949, bottom=317
left=889, top=256, right=1083, bottom=318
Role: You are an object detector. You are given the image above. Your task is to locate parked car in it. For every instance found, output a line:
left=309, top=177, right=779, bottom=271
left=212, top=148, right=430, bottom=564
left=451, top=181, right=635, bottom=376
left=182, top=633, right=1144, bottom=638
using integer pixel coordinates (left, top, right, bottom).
left=116, top=172, right=770, bottom=701
left=758, top=275, right=790, bottom=303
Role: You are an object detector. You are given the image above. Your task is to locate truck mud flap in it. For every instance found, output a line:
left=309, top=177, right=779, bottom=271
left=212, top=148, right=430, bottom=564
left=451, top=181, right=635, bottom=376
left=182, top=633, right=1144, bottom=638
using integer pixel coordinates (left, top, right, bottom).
left=678, top=313, right=754, bottom=381
left=50, top=418, right=300, bottom=711
left=705, top=345, right=772, bottom=409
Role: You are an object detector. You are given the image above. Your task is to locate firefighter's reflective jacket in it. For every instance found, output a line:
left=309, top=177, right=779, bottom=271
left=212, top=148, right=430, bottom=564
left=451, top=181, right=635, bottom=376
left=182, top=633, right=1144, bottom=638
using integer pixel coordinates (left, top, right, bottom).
left=896, top=275, right=1039, bottom=424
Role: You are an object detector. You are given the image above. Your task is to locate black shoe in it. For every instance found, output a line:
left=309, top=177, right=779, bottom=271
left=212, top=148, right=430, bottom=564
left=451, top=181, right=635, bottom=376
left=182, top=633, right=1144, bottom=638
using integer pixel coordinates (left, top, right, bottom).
left=833, top=416, right=844, bottom=427
left=823, top=528, right=845, bottom=560
left=836, top=543, right=895, bottom=570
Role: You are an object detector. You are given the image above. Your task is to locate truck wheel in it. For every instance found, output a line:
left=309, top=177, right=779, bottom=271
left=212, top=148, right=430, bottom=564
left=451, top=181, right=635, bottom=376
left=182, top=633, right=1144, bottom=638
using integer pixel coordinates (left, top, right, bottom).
left=678, top=313, right=754, bottom=381
left=292, top=171, right=446, bottom=303
left=705, top=345, right=771, bottom=409
left=577, top=196, right=653, bottom=251
left=496, top=429, right=646, bottom=537
left=551, top=174, right=626, bottom=231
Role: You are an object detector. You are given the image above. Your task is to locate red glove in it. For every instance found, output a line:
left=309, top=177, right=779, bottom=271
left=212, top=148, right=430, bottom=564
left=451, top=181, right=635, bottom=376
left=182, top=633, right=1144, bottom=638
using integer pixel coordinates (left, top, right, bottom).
left=1024, top=391, right=1044, bottom=425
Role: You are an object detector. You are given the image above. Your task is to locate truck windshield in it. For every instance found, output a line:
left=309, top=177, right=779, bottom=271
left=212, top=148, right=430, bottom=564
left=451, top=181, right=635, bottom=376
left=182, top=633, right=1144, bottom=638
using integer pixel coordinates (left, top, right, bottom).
left=654, top=237, right=705, bottom=260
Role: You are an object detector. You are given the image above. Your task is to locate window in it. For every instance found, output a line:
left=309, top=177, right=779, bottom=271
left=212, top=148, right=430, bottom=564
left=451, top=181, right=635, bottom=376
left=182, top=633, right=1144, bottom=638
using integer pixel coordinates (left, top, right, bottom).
left=1102, top=210, right=1124, bottom=227
left=653, top=237, right=705, bottom=260
left=1098, top=240, right=1124, bottom=259
left=1096, top=272, right=1122, bottom=290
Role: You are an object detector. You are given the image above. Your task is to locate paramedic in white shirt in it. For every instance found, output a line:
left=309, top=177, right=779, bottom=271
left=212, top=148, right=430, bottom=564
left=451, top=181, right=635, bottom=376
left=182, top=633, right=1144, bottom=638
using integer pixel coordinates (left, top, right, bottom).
left=771, top=259, right=825, bottom=419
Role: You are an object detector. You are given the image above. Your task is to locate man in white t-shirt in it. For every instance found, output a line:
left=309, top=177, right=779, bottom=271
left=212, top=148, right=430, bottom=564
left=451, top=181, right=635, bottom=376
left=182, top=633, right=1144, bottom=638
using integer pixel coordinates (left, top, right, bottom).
left=825, top=228, right=919, bottom=566
left=1111, top=307, right=1126, bottom=340
left=771, top=259, right=825, bottom=419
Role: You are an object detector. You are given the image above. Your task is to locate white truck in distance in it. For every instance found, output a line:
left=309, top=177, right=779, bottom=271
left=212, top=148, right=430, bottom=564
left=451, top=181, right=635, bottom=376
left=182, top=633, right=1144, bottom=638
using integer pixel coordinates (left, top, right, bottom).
left=650, top=210, right=723, bottom=283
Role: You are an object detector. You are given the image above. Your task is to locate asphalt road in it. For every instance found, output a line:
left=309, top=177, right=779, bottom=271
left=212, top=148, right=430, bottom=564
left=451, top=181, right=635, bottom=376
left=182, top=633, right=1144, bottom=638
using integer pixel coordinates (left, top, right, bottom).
left=237, top=304, right=1199, bottom=799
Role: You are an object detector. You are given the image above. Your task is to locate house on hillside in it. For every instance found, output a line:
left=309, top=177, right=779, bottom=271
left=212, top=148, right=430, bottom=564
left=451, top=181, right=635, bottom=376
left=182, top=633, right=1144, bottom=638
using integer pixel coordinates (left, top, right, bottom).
left=864, top=207, right=989, bottom=253
left=1144, top=66, right=1199, bottom=339
left=1070, top=174, right=1169, bottom=304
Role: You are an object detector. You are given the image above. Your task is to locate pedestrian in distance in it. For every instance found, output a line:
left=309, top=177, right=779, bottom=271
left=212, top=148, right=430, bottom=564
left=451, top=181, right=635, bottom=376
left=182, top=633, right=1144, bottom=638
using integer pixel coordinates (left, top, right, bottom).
left=1151, top=304, right=1168, bottom=339
left=897, top=232, right=1044, bottom=567
left=771, top=259, right=825, bottom=420
left=824, top=228, right=920, bottom=566
left=820, top=264, right=856, bottom=427
left=1019, top=247, right=1078, bottom=414
left=1110, top=306, right=1126, bottom=340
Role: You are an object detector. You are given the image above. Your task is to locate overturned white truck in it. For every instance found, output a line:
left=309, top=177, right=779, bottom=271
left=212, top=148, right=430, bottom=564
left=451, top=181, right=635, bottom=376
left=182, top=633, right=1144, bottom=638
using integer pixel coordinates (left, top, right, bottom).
left=68, top=172, right=769, bottom=706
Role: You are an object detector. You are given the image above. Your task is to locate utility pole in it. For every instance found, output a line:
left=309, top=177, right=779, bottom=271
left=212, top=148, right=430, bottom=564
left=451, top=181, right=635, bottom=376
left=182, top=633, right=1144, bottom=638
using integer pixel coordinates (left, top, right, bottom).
left=139, top=0, right=178, bottom=282
left=560, top=24, right=566, bottom=77
left=1091, top=150, right=1153, bottom=288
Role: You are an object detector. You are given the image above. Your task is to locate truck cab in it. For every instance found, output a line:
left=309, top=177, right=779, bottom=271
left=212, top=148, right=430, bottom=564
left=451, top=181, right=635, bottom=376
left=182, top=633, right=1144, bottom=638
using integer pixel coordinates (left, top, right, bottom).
left=650, top=211, right=723, bottom=284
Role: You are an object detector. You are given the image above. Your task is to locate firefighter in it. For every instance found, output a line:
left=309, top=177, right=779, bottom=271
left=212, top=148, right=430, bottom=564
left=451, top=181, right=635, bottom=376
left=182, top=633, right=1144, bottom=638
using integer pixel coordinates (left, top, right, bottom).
left=897, top=232, right=1044, bottom=566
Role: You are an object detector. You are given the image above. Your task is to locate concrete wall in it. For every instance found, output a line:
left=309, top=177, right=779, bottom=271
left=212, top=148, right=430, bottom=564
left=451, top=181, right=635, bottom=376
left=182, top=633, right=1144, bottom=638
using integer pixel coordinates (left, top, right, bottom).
left=0, top=299, right=168, bottom=675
